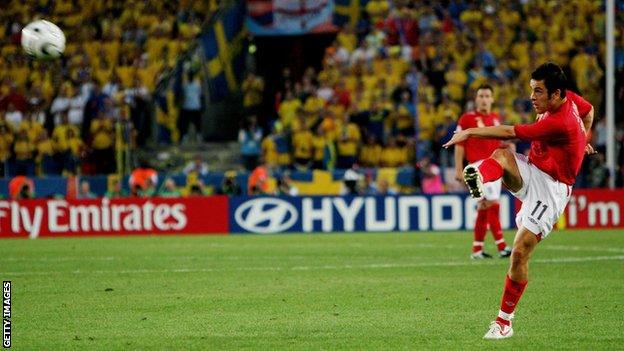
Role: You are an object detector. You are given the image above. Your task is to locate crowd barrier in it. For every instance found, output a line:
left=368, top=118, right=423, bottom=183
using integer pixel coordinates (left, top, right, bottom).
left=1, top=190, right=621, bottom=239
left=0, top=169, right=417, bottom=198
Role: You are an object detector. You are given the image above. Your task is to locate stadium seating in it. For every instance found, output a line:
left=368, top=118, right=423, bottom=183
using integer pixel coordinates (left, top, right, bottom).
left=0, top=0, right=617, bottom=192
left=0, top=0, right=211, bottom=178
left=258, top=0, right=609, bottom=191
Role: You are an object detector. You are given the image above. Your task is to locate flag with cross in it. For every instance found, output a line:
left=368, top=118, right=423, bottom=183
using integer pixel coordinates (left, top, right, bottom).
left=201, top=3, right=247, bottom=102
left=333, top=0, right=369, bottom=27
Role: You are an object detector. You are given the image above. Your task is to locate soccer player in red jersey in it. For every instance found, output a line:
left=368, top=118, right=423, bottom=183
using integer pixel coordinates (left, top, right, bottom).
left=455, top=84, right=511, bottom=259
left=443, top=62, right=595, bottom=339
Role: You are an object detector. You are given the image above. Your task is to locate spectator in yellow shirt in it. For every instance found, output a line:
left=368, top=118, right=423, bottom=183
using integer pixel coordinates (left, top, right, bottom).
left=35, top=130, right=58, bottom=175
left=242, top=73, right=264, bottom=114
left=290, top=108, right=308, bottom=133
left=261, top=130, right=278, bottom=168
left=20, top=113, right=44, bottom=143
left=278, top=90, right=301, bottom=130
left=395, top=91, right=416, bottom=136
left=0, top=124, right=14, bottom=176
left=12, top=130, right=35, bottom=176
left=380, top=136, right=408, bottom=168
left=52, top=113, right=79, bottom=153
left=66, top=128, right=84, bottom=175
left=292, top=124, right=314, bottom=169
left=90, top=113, right=115, bottom=174
left=311, top=126, right=329, bottom=170
left=319, top=110, right=338, bottom=141
left=336, top=115, right=361, bottom=169
left=359, top=135, right=382, bottom=168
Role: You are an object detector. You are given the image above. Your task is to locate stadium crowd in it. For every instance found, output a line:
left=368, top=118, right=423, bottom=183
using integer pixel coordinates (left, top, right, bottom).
left=0, top=0, right=215, bottom=177
left=243, top=0, right=622, bottom=189
left=0, top=0, right=622, bottom=193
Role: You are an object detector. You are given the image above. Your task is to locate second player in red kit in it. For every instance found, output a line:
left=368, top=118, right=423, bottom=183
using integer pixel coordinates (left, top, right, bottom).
left=455, top=84, right=510, bottom=259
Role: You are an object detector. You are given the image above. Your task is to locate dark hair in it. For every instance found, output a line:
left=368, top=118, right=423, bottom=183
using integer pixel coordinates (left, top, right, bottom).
left=476, top=84, right=494, bottom=94
left=531, top=62, right=567, bottom=98
left=190, top=184, right=203, bottom=195
left=19, top=184, right=31, bottom=199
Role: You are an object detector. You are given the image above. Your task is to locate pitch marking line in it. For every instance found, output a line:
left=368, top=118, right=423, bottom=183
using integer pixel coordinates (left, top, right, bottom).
left=1, top=255, right=623, bottom=276
left=2, top=243, right=622, bottom=263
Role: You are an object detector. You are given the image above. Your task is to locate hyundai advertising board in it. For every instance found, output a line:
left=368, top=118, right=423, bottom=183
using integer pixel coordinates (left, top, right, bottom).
left=229, top=194, right=515, bottom=234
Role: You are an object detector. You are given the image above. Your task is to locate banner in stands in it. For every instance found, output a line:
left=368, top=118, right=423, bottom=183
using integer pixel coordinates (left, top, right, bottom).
left=229, top=194, right=515, bottom=234
left=0, top=197, right=229, bottom=238
left=246, top=0, right=337, bottom=35
left=559, top=189, right=624, bottom=229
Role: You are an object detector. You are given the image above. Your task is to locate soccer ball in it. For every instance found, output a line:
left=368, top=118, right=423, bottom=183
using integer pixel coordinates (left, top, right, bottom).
left=21, top=20, right=66, bottom=59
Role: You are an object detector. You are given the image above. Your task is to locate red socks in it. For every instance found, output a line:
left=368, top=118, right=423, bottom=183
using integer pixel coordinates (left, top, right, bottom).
left=473, top=205, right=507, bottom=253
left=478, top=158, right=503, bottom=183
left=488, top=203, right=507, bottom=251
left=496, top=275, right=528, bottom=326
left=473, top=209, right=488, bottom=253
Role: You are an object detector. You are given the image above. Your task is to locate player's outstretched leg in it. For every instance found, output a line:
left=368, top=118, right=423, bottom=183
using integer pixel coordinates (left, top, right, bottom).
left=463, top=148, right=523, bottom=199
left=484, top=227, right=539, bottom=339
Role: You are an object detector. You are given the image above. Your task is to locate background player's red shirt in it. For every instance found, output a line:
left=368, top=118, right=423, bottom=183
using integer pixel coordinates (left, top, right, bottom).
left=456, top=111, right=503, bottom=163
left=514, top=91, right=592, bottom=185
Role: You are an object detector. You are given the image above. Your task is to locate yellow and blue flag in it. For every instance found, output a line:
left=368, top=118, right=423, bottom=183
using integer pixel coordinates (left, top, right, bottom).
left=333, top=0, right=369, bottom=27
left=201, top=3, right=247, bottom=101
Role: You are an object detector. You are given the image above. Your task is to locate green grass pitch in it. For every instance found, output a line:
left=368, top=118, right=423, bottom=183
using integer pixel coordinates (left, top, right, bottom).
left=1, top=230, right=623, bottom=350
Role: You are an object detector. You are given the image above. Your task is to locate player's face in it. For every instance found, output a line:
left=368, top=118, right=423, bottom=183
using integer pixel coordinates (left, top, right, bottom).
left=475, top=88, right=493, bottom=113
left=530, top=79, right=557, bottom=114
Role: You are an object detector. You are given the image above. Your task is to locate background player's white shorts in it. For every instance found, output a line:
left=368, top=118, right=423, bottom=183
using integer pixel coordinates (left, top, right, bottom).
left=471, top=160, right=502, bottom=201
left=511, top=153, right=572, bottom=239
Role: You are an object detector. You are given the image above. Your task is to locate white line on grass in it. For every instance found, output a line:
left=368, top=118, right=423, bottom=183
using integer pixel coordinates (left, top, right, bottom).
left=2, top=243, right=621, bottom=263
left=0, top=256, right=117, bottom=262
left=541, top=245, right=624, bottom=254
left=1, top=255, right=623, bottom=276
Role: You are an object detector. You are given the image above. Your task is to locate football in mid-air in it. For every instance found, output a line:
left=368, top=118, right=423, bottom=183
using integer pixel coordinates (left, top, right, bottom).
left=21, top=20, right=66, bottom=59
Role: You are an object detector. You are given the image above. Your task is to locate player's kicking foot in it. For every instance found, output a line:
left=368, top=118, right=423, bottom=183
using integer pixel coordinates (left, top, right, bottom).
left=499, top=247, right=512, bottom=258
left=471, top=251, right=493, bottom=259
left=463, top=165, right=484, bottom=198
left=483, top=321, right=513, bottom=339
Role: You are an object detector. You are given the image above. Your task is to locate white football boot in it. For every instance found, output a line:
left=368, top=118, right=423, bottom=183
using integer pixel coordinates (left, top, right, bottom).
left=483, top=321, right=514, bottom=339
left=470, top=251, right=493, bottom=259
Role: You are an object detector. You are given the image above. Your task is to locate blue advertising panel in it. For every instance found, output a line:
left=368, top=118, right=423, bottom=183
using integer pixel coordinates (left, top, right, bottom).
left=229, top=194, right=516, bottom=234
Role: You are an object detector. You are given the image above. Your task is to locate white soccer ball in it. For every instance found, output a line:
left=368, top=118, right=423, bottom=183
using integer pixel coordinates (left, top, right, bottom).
left=21, top=20, right=66, bottom=59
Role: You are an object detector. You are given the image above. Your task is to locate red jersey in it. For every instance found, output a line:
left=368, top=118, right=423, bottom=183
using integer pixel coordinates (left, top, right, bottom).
left=457, top=111, right=503, bottom=162
left=514, top=91, right=592, bottom=185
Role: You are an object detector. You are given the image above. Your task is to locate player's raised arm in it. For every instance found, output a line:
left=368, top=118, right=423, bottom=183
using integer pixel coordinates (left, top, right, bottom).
left=443, top=125, right=516, bottom=148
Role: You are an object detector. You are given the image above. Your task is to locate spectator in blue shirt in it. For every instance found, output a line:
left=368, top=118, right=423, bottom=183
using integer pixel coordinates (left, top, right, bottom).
left=238, top=116, right=263, bottom=171
left=178, top=71, right=203, bottom=143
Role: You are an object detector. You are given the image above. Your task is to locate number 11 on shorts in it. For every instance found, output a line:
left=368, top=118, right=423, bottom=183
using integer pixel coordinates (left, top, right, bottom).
left=531, top=200, right=548, bottom=220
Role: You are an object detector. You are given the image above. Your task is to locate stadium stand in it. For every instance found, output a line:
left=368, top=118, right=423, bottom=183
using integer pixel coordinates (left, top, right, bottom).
left=0, top=0, right=217, bottom=178
left=260, top=0, right=612, bottom=191
left=0, top=0, right=621, bottom=197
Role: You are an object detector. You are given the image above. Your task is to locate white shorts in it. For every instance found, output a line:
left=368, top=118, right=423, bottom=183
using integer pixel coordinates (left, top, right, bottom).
left=471, top=160, right=502, bottom=201
left=511, top=153, right=572, bottom=239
